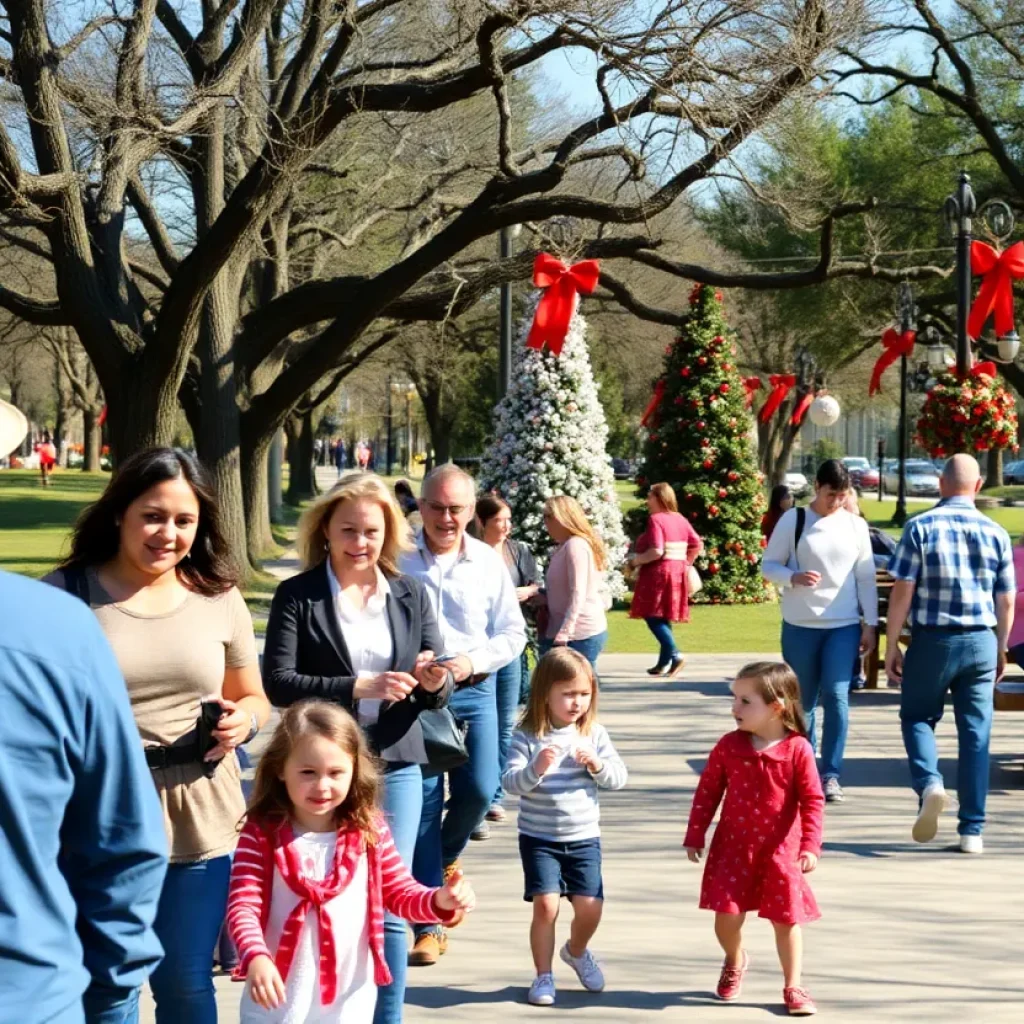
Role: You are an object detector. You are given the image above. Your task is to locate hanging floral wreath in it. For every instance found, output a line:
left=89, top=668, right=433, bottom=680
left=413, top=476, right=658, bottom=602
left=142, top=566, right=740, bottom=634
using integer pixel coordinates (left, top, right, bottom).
left=914, top=365, right=1019, bottom=458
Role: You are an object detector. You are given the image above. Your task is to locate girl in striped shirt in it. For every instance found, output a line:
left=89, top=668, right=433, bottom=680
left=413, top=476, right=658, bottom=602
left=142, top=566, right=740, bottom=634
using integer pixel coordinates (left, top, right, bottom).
left=226, top=702, right=475, bottom=1022
left=502, top=648, right=628, bottom=1007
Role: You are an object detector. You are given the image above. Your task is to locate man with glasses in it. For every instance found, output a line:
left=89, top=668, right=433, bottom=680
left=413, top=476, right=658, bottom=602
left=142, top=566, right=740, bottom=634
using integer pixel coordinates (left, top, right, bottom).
left=400, top=465, right=526, bottom=966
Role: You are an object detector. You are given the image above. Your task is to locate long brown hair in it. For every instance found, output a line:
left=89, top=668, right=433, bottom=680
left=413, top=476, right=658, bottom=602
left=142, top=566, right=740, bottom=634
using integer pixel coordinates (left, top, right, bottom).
left=735, top=661, right=808, bottom=737
left=59, top=447, right=237, bottom=595
left=518, top=647, right=599, bottom=738
left=245, top=702, right=381, bottom=840
left=543, top=495, right=608, bottom=571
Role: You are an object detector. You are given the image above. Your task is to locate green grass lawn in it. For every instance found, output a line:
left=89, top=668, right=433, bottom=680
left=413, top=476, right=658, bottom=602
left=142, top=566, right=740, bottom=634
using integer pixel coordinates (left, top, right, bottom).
left=6, top=469, right=1016, bottom=655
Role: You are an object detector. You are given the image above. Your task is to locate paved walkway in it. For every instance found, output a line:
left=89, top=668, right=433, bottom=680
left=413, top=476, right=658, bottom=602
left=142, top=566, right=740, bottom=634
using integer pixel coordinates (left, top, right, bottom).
left=140, top=653, right=1024, bottom=1022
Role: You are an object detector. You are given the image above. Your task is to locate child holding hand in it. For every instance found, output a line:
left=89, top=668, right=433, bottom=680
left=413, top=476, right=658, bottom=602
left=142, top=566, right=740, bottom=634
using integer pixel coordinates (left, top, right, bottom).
left=684, top=662, right=824, bottom=1017
left=227, top=701, right=475, bottom=1022
left=502, top=648, right=627, bottom=1007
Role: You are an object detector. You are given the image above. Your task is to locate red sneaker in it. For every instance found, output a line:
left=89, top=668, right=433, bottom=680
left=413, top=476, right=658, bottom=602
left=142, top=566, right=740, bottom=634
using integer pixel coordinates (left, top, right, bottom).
left=715, top=951, right=749, bottom=1001
left=784, top=986, right=817, bottom=1015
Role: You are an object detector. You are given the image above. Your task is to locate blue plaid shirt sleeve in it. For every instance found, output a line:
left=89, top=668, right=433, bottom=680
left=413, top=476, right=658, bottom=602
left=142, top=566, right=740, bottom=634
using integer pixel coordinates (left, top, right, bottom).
left=994, top=534, right=1016, bottom=595
left=888, top=523, right=921, bottom=582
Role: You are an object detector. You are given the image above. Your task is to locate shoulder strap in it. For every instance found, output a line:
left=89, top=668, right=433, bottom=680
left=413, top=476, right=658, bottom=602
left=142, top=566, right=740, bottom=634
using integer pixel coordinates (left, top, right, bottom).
left=793, top=507, right=806, bottom=569
left=61, top=566, right=91, bottom=605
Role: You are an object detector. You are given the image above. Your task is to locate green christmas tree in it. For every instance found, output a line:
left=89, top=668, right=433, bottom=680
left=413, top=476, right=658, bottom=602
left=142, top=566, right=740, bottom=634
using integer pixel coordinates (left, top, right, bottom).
left=633, top=284, right=771, bottom=604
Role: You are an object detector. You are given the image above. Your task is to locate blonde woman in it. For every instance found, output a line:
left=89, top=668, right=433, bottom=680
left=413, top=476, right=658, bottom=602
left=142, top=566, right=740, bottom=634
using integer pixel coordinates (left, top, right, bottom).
left=540, top=496, right=609, bottom=666
left=262, top=471, right=453, bottom=1024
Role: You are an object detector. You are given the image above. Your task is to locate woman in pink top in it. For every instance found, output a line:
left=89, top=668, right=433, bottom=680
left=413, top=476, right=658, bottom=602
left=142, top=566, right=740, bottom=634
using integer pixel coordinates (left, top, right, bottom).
left=1007, top=541, right=1024, bottom=665
left=539, top=496, right=608, bottom=666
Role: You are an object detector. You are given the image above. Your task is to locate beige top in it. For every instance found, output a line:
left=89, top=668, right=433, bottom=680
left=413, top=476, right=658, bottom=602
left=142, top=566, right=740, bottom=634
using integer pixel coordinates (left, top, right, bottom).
left=44, top=567, right=258, bottom=863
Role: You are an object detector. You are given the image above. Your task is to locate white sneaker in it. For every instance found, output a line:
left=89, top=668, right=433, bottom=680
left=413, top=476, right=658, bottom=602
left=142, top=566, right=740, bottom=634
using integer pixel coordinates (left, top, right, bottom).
left=912, top=783, right=948, bottom=843
left=959, top=834, right=983, bottom=855
left=528, top=973, right=556, bottom=1006
left=560, top=942, right=605, bottom=992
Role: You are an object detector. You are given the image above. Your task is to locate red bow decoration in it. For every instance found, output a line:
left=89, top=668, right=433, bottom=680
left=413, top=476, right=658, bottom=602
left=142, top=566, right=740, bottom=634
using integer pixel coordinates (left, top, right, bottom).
left=97, top=404, right=108, bottom=427
left=868, top=328, right=917, bottom=396
left=640, top=380, right=666, bottom=428
left=742, top=377, right=762, bottom=408
left=758, top=374, right=796, bottom=423
left=968, top=360, right=997, bottom=380
left=526, top=253, right=601, bottom=356
left=791, top=391, right=814, bottom=427
left=967, top=240, right=1024, bottom=340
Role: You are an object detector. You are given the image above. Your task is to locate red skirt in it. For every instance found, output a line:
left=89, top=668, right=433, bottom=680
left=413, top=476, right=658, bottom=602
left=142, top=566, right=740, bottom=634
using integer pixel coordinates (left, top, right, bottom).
left=629, top=560, right=689, bottom=622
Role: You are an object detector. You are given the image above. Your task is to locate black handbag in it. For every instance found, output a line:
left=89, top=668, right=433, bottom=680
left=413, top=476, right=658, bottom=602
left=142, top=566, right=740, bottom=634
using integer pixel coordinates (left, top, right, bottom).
left=417, top=708, right=469, bottom=775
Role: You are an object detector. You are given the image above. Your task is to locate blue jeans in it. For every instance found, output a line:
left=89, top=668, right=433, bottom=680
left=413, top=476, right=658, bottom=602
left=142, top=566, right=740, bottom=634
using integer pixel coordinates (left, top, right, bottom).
left=148, top=855, right=232, bottom=1024
left=413, top=675, right=498, bottom=938
left=539, top=631, right=608, bottom=668
left=900, top=627, right=996, bottom=836
left=644, top=617, right=678, bottom=666
left=493, top=657, right=523, bottom=806
left=84, top=988, right=140, bottom=1024
left=374, top=763, right=424, bottom=1024
left=781, top=621, right=860, bottom=781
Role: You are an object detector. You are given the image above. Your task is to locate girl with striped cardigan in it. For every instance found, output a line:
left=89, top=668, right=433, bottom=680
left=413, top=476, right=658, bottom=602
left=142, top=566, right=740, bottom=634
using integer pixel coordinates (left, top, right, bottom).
left=227, top=702, right=475, bottom=1022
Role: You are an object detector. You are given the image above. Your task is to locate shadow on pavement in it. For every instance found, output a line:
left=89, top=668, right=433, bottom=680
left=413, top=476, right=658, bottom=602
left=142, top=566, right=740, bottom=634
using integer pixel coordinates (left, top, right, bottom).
left=405, top=984, right=786, bottom=1013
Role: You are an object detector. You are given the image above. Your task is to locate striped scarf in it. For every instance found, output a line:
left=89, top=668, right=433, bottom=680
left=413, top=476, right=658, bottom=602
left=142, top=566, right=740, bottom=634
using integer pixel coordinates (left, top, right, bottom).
left=271, top=820, right=390, bottom=1005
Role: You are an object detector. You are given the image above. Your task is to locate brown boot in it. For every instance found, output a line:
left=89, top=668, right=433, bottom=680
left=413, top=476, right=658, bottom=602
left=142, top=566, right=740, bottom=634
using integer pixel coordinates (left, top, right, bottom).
left=408, top=930, right=447, bottom=967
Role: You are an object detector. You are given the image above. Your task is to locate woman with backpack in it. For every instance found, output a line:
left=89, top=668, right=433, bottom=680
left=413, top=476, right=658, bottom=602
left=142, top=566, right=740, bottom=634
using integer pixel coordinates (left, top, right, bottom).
left=762, top=460, right=878, bottom=806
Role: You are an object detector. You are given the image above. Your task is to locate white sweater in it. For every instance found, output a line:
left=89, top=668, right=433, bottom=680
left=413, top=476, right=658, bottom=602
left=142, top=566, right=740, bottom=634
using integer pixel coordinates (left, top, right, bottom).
left=762, top=507, right=878, bottom=629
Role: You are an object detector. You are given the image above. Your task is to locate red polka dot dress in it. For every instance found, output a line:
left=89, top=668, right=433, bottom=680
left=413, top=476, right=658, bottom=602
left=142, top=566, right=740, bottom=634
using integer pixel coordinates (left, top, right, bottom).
left=684, top=730, right=824, bottom=925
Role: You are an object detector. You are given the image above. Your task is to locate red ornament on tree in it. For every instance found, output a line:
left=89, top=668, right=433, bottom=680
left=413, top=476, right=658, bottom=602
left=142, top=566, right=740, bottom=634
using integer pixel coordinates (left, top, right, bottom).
left=702, top=458, right=714, bottom=469
left=718, top=488, right=728, bottom=498
left=719, top=383, right=730, bottom=394
left=681, top=367, right=691, bottom=377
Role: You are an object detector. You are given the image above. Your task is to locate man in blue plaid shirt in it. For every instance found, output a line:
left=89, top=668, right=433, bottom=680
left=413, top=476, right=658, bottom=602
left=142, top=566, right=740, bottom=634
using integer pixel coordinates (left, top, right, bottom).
left=885, top=454, right=1015, bottom=856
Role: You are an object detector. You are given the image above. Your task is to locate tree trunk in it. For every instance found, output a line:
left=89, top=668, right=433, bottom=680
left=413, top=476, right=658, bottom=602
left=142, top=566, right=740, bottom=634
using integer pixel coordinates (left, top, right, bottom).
left=985, top=447, right=1003, bottom=490
left=242, top=427, right=276, bottom=564
left=285, top=411, right=318, bottom=504
left=103, top=368, right=178, bottom=464
left=190, top=103, right=254, bottom=579
left=83, top=407, right=103, bottom=472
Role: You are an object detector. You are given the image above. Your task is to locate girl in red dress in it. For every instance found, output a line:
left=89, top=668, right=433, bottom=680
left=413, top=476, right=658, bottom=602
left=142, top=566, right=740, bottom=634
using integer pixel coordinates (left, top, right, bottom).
left=35, top=430, right=57, bottom=487
left=684, top=662, right=824, bottom=1017
left=627, top=483, right=702, bottom=676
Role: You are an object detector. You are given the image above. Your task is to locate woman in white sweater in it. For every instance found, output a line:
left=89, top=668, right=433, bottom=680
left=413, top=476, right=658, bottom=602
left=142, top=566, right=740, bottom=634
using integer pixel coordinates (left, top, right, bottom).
left=762, top=460, right=878, bottom=804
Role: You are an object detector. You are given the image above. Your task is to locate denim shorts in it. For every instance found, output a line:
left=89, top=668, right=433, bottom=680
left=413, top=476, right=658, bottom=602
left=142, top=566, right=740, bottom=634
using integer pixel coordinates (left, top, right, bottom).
left=519, top=834, right=603, bottom=902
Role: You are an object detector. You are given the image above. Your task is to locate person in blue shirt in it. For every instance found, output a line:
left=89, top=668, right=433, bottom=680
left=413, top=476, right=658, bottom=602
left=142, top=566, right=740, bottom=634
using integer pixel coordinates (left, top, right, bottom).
left=0, top=569, right=167, bottom=1024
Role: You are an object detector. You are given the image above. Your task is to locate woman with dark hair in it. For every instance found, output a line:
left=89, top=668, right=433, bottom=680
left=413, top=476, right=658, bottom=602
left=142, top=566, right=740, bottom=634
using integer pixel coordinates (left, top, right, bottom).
left=44, top=447, right=271, bottom=1024
left=762, top=460, right=878, bottom=805
left=627, top=482, right=703, bottom=676
left=762, top=484, right=794, bottom=541
left=474, top=493, right=541, bottom=829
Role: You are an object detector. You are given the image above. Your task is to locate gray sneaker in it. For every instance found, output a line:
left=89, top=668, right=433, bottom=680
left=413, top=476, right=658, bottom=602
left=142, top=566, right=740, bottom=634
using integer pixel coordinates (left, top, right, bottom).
left=823, top=777, right=844, bottom=803
left=560, top=942, right=605, bottom=992
left=528, top=973, right=556, bottom=1006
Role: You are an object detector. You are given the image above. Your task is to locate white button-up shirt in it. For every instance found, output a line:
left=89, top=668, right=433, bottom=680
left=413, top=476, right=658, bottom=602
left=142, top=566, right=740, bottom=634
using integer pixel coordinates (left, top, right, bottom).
left=326, top=563, right=393, bottom=724
left=399, top=531, right=526, bottom=677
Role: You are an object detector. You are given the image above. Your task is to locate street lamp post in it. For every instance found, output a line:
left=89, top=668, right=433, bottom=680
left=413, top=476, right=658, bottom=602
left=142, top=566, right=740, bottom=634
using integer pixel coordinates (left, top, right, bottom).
left=892, top=283, right=917, bottom=527
left=497, top=224, right=521, bottom=401
left=385, top=374, right=394, bottom=476
left=944, top=170, right=976, bottom=376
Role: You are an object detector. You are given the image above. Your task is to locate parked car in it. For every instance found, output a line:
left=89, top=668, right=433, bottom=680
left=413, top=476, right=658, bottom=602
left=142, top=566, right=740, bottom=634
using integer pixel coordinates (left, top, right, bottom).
left=842, top=456, right=879, bottom=491
left=882, top=458, right=941, bottom=497
left=610, top=457, right=633, bottom=480
left=1003, top=459, right=1024, bottom=485
left=784, top=471, right=810, bottom=498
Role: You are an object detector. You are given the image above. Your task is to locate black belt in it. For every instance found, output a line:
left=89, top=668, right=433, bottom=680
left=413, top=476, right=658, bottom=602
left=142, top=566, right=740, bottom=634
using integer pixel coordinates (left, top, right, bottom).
left=913, top=624, right=991, bottom=633
left=144, top=728, right=209, bottom=771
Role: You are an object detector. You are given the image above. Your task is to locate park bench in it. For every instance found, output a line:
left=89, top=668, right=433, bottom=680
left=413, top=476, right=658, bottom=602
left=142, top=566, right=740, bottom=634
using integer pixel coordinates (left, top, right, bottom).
left=996, top=649, right=1024, bottom=712
left=865, top=571, right=1024, bottom=710
left=864, top=568, right=909, bottom=689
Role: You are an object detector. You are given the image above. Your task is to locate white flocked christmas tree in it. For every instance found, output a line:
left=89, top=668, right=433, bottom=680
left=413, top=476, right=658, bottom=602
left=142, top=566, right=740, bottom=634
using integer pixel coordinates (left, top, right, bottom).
left=480, top=301, right=627, bottom=595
